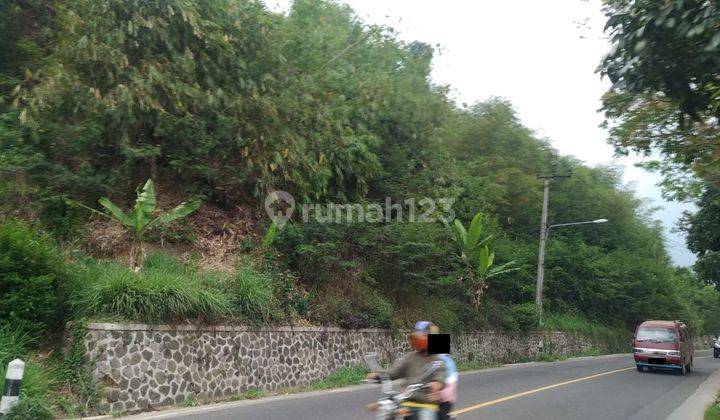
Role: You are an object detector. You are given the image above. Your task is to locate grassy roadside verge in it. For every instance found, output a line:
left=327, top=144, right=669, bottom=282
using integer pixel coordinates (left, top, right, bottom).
left=706, top=389, right=720, bottom=420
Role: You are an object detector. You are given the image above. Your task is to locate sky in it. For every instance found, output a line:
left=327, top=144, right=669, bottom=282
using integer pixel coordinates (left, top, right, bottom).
left=266, top=0, right=697, bottom=266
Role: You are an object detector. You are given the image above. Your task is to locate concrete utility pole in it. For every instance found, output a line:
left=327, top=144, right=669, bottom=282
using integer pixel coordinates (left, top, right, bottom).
left=535, top=178, right=550, bottom=309
left=535, top=174, right=570, bottom=314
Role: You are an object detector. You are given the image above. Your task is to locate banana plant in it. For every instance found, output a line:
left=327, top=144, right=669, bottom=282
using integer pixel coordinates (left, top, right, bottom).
left=451, top=212, right=493, bottom=263
left=450, top=212, right=518, bottom=307
left=80, top=179, right=200, bottom=272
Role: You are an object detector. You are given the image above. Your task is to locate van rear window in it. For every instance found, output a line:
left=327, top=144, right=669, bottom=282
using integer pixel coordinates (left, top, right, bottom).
left=636, top=327, right=676, bottom=342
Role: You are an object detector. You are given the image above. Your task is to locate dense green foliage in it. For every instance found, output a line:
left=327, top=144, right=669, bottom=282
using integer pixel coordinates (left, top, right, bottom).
left=0, top=220, right=70, bottom=339
left=601, top=0, right=720, bottom=291
left=601, top=0, right=720, bottom=121
left=683, top=186, right=720, bottom=290
left=0, top=0, right=717, bottom=340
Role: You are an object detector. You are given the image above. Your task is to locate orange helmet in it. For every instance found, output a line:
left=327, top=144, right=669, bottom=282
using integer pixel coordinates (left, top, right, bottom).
left=409, top=321, right=438, bottom=351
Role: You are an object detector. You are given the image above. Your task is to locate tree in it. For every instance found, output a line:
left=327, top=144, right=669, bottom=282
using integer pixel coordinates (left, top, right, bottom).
left=6, top=0, right=436, bottom=204
left=450, top=212, right=518, bottom=307
left=601, top=0, right=720, bottom=120
left=1, top=0, right=717, bottom=333
left=682, top=185, right=720, bottom=289
left=600, top=91, right=717, bottom=200
left=599, top=0, right=720, bottom=199
left=80, top=179, right=199, bottom=272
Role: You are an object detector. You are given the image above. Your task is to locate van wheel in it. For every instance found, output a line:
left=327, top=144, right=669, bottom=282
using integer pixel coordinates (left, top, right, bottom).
left=636, top=365, right=644, bottom=372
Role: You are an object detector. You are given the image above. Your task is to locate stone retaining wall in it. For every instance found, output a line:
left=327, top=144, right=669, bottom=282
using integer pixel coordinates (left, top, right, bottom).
left=82, top=323, right=695, bottom=414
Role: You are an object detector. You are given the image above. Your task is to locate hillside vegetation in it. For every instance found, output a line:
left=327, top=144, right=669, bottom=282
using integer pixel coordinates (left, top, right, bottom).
left=2, top=0, right=718, bottom=335
left=2, top=0, right=719, bottom=415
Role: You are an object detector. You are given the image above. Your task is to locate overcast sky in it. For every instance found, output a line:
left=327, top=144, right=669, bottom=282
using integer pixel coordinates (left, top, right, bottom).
left=267, top=0, right=697, bottom=266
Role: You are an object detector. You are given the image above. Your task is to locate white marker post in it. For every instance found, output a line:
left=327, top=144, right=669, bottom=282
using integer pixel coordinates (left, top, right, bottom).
left=0, top=359, right=24, bottom=416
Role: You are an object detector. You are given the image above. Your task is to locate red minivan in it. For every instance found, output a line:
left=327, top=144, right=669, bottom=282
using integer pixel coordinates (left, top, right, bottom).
left=633, top=320, right=693, bottom=375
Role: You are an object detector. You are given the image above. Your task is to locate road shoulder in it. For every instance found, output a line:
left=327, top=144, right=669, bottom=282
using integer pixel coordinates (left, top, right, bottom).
left=96, top=352, right=631, bottom=419
left=667, top=360, right=720, bottom=420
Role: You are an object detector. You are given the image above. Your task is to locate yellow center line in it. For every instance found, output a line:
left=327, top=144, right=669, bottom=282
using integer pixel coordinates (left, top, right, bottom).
left=451, top=366, right=634, bottom=416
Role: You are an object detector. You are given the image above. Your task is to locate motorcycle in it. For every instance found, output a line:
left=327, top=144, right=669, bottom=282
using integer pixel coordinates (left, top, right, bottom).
left=363, top=352, right=444, bottom=420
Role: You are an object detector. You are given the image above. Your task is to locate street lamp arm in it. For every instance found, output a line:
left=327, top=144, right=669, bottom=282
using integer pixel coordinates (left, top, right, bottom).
left=545, top=219, right=608, bottom=239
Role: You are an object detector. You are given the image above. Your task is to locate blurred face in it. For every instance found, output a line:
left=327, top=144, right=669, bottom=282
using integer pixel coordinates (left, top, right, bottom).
left=409, top=332, right=428, bottom=352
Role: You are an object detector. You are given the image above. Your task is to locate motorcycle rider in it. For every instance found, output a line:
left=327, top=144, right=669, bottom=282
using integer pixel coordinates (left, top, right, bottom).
left=437, top=351, right=457, bottom=419
left=367, top=321, right=446, bottom=420
left=427, top=323, right=457, bottom=420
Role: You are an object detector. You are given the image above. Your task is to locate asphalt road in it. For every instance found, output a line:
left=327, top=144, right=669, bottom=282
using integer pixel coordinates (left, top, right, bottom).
left=131, top=350, right=720, bottom=420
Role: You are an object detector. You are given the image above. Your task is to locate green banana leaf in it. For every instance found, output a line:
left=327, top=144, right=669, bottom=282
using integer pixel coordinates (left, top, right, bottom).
left=148, top=200, right=201, bottom=228
left=452, top=219, right=467, bottom=249
left=98, top=197, right=133, bottom=228
left=466, top=212, right=483, bottom=248
left=478, top=245, right=491, bottom=275
left=131, top=179, right=157, bottom=233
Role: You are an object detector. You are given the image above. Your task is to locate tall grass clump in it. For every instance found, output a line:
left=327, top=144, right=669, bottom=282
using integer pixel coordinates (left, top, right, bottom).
left=142, top=251, right=187, bottom=273
left=233, top=264, right=276, bottom=321
left=74, top=256, right=232, bottom=323
left=0, top=325, right=32, bottom=365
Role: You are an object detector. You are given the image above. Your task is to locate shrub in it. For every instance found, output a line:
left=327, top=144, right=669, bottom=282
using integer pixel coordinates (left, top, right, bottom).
left=273, top=270, right=311, bottom=319
left=233, top=265, right=276, bottom=321
left=5, top=397, right=54, bottom=420
left=511, top=303, right=540, bottom=332
left=40, top=197, right=87, bottom=240
left=363, top=291, right=393, bottom=329
left=75, top=260, right=232, bottom=323
left=0, top=220, right=69, bottom=339
left=308, top=281, right=395, bottom=330
left=393, top=294, right=468, bottom=333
